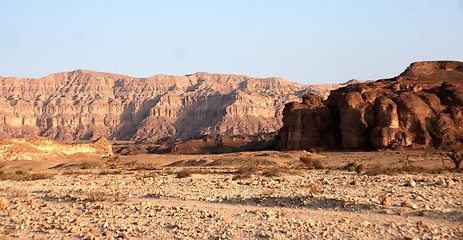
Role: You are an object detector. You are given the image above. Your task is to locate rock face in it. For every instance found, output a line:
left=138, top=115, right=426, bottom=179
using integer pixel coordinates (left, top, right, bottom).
left=0, top=71, right=322, bottom=141
left=277, top=61, right=463, bottom=150
left=0, top=137, right=112, bottom=160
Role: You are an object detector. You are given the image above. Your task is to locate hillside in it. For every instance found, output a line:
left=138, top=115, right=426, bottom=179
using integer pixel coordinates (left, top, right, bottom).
left=0, top=70, right=351, bottom=141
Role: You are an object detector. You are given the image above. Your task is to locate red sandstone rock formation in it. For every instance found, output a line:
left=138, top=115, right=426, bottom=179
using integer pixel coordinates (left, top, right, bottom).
left=276, top=61, right=463, bottom=150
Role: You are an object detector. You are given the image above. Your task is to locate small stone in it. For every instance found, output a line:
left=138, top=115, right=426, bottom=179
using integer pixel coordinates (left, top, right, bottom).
left=446, top=178, right=455, bottom=187
left=402, top=199, right=417, bottom=209
left=436, top=178, right=446, bottom=186
left=405, top=179, right=416, bottom=187
left=399, top=209, right=409, bottom=216
left=381, top=196, right=391, bottom=206
left=322, top=178, right=331, bottom=185
left=349, top=180, right=360, bottom=186
left=0, top=198, right=8, bottom=210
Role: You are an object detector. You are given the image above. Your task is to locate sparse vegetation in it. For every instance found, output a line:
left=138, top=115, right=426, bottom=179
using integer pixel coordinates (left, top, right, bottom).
left=262, top=167, right=287, bottom=177
left=299, top=156, right=324, bottom=170
left=233, top=164, right=259, bottom=180
left=176, top=168, right=194, bottom=178
left=344, top=162, right=357, bottom=172
left=430, top=117, right=463, bottom=170
left=80, top=160, right=102, bottom=169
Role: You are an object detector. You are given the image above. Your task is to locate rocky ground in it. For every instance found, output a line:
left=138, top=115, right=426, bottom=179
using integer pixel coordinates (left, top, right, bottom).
left=0, top=151, right=462, bottom=239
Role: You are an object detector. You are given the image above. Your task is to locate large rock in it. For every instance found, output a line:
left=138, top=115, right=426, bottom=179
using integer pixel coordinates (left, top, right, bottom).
left=277, top=61, right=463, bottom=150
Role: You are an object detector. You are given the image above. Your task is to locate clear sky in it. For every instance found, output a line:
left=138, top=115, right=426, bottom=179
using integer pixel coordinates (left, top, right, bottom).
left=1, top=1, right=462, bottom=84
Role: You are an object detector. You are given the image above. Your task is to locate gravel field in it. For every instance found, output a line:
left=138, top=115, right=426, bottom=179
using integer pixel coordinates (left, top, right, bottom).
left=0, top=151, right=462, bottom=239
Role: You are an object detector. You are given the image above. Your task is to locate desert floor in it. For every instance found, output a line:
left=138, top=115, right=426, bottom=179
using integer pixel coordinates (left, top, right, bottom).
left=0, top=150, right=462, bottom=239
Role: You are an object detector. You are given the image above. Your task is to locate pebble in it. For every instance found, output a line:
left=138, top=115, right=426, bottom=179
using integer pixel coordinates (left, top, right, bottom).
left=405, top=179, right=417, bottom=187
left=402, top=199, right=418, bottom=209
left=436, top=178, right=446, bottom=186
left=0, top=198, right=8, bottom=210
left=381, top=196, right=391, bottom=206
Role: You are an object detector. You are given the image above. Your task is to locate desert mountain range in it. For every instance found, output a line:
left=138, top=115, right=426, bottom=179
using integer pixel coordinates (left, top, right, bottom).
left=0, top=70, right=356, bottom=141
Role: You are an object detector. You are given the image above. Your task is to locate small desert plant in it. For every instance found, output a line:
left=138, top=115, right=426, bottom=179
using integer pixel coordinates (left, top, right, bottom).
left=299, top=156, right=324, bottom=170
left=262, top=167, right=287, bottom=177
left=430, top=117, right=463, bottom=170
left=175, top=168, right=194, bottom=178
left=344, top=162, right=357, bottom=172
left=80, top=161, right=102, bottom=169
left=233, top=164, right=259, bottom=180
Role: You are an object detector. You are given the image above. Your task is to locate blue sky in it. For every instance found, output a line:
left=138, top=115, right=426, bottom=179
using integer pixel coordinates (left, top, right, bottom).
left=1, top=1, right=462, bottom=84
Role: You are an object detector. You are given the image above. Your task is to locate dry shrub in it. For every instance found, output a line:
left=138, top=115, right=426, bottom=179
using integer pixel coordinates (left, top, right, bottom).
left=299, top=156, right=324, bottom=170
left=233, top=164, right=259, bottom=180
left=262, top=167, right=287, bottom=177
left=176, top=168, right=194, bottom=178
left=344, top=162, right=357, bottom=172
left=80, top=161, right=102, bottom=169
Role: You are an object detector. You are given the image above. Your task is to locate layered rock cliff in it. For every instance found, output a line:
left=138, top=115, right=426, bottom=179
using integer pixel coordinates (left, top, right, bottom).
left=0, top=70, right=344, bottom=141
left=277, top=61, right=463, bottom=150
